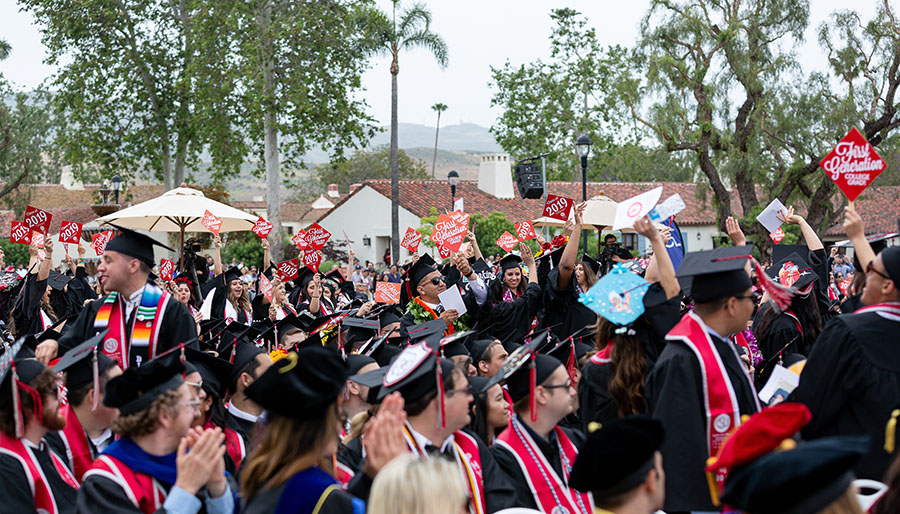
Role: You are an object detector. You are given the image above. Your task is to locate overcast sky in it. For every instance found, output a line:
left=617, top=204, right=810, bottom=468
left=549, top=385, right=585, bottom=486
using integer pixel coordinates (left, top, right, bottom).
left=0, top=0, right=880, bottom=129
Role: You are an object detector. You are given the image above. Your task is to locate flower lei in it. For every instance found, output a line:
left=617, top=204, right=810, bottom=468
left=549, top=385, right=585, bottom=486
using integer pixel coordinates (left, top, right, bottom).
left=406, top=297, right=471, bottom=332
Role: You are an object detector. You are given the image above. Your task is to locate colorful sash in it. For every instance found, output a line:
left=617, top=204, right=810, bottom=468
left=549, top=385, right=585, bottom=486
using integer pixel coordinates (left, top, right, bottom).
left=58, top=406, right=95, bottom=482
left=224, top=427, right=247, bottom=472
left=413, top=297, right=454, bottom=335
left=84, top=455, right=166, bottom=514
left=666, top=311, right=757, bottom=490
left=854, top=302, right=900, bottom=322
left=494, top=417, right=592, bottom=514
left=401, top=425, right=487, bottom=514
left=0, top=434, right=79, bottom=514
left=223, top=297, right=251, bottom=326
left=94, top=283, right=169, bottom=369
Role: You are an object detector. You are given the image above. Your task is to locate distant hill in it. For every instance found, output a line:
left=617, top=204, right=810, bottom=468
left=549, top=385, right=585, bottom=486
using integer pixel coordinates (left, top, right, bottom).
left=369, top=122, right=503, bottom=153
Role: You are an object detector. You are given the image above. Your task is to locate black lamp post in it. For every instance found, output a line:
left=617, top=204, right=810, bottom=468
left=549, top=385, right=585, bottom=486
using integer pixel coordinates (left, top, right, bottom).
left=111, top=175, right=123, bottom=204
left=575, top=135, right=592, bottom=255
left=448, top=170, right=459, bottom=212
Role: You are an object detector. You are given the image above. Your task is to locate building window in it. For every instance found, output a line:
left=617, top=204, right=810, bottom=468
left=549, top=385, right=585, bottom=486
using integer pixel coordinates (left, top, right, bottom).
left=623, top=233, right=638, bottom=251
left=286, top=226, right=294, bottom=235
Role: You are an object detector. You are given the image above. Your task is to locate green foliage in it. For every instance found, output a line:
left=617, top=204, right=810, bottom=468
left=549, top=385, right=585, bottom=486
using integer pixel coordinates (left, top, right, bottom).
left=221, top=232, right=264, bottom=269
left=470, top=212, right=517, bottom=258
left=0, top=240, right=31, bottom=268
left=315, top=145, right=428, bottom=191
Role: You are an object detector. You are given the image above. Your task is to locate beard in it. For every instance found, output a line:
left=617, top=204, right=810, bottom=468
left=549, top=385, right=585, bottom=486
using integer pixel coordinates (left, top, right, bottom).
left=42, top=404, right=67, bottom=431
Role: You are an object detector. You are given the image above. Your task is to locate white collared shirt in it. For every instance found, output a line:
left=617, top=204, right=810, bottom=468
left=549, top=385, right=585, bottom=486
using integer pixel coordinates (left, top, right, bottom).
left=406, top=421, right=453, bottom=453
left=122, top=285, right=146, bottom=321
left=91, top=428, right=113, bottom=453
left=228, top=402, right=259, bottom=423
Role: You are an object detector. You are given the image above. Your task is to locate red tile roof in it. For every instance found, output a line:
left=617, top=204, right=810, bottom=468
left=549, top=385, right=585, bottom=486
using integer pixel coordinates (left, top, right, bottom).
left=825, top=186, right=900, bottom=237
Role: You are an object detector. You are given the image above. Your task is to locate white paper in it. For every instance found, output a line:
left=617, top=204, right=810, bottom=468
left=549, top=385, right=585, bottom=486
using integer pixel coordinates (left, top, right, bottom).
left=199, top=287, right=217, bottom=321
left=648, top=194, right=686, bottom=222
left=453, top=197, right=464, bottom=212
left=612, top=186, right=663, bottom=230
left=756, top=198, right=786, bottom=234
left=438, top=285, right=468, bottom=317
left=757, top=364, right=800, bottom=404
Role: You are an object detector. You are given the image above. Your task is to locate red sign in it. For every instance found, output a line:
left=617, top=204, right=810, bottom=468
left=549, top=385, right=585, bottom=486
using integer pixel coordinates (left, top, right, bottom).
left=10, top=221, right=31, bottom=245
left=431, top=214, right=467, bottom=253
left=542, top=194, right=574, bottom=221
left=374, top=282, right=401, bottom=304
left=91, top=230, right=113, bottom=256
left=438, top=245, right=450, bottom=259
left=259, top=273, right=274, bottom=301
left=449, top=211, right=470, bottom=230
left=291, top=230, right=308, bottom=250
left=303, top=250, right=322, bottom=273
left=496, top=231, right=519, bottom=252
left=839, top=277, right=852, bottom=296
left=32, top=233, right=45, bottom=248
left=401, top=227, right=423, bottom=252
left=251, top=217, right=273, bottom=239
left=304, top=223, right=331, bottom=250
left=515, top=221, right=537, bottom=242
left=159, top=259, right=175, bottom=281
left=819, top=127, right=887, bottom=202
left=58, top=220, right=83, bottom=244
left=23, top=205, right=52, bottom=234
left=277, top=258, right=299, bottom=282
left=769, top=227, right=785, bottom=244
left=201, top=210, right=222, bottom=235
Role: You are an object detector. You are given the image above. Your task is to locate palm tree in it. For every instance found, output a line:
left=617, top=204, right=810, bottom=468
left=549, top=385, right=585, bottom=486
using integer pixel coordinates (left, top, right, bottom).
left=430, top=102, right=447, bottom=178
left=365, top=1, right=448, bottom=262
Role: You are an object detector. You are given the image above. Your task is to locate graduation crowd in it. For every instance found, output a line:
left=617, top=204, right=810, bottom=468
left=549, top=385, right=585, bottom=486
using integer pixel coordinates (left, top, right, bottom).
left=0, top=197, right=898, bottom=514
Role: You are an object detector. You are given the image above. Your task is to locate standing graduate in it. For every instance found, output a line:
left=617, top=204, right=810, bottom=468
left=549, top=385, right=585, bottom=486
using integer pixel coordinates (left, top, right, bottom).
left=11, top=235, right=58, bottom=338
left=0, top=341, right=78, bottom=514
left=40, top=226, right=196, bottom=368
left=204, top=235, right=252, bottom=326
left=645, top=245, right=762, bottom=513
left=486, top=244, right=542, bottom=343
left=789, top=210, right=900, bottom=481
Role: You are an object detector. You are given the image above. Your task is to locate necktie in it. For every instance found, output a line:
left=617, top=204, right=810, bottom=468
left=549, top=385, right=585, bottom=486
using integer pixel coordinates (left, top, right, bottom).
left=434, top=305, right=444, bottom=315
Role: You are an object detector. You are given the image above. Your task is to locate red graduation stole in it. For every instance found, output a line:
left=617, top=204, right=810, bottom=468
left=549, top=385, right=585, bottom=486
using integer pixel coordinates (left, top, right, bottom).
left=666, top=311, right=757, bottom=490
left=94, top=284, right=169, bottom=369
left=0, top=434, right=79, bottom=514
left=494, top=417, right=593, bottom=514
left=333, top=456, right=354, bottom=489
left=58, top=406, right=94, bottom=482
left=413, top=297, right=454, bottom=336
left=85, top=455, right=166, bottom=514
left=854, top=302, right=900, bottom=321
left=224, top=427, right=246, bottom=471
left=401, top=425, right=487, bottom=514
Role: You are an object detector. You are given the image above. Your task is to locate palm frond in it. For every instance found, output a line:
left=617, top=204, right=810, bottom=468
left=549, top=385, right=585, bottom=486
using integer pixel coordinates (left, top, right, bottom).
left=398, top=3, right=432, bottom=38
left=401, top=30, right=448, bottom=68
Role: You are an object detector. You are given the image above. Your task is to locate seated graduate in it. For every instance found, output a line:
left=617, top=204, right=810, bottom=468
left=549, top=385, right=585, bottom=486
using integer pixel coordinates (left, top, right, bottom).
left=465, top=375, right=509, bottom=446
left=183, top=346, right=232, bottom=435
left=488, top=336, right=593, bottom=514
left=468, top=338, right=508, bottom=378
left=0, top=340, right=78, bottom=514
left=706, top=402, right=867, bottom=514
left=78, top=349, right=233, bottom=514
left=239, top=346, right=365, bottom=514
left=568, top=416, right=666, bottom=514
left=46, top=333, right=123, bottom=482
left=486, top=245, right=542, bottom=344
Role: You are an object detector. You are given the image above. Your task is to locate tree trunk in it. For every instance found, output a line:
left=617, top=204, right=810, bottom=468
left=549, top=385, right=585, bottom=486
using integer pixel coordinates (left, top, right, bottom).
left=260, top=0, right=284, bottom=262
left=390, top=50, right=400, bottom=262
left=161, top=146, right=173, bottom=191
left=431, top=110, right=441, bottom=178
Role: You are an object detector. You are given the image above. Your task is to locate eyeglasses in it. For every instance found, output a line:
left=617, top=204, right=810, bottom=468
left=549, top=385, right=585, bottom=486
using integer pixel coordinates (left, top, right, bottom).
left=445, top=385, right=473, bottom=397
left=541, top=378, right=573, bottom=391
left=734, top=291, right=760, bottom=304
left=185, top=379, right=203, bottom=391
left=180, top=397, right=202, bottom=413
left=867, top=262, right=892, bottom=281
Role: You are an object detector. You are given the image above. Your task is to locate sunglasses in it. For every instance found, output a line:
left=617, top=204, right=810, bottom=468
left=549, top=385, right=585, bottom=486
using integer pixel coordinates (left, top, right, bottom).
left=428, top=276, right=443, bottom=286
left=867, top=262, right=892, bottom=281
left=734, top=291, right=760, bottom=304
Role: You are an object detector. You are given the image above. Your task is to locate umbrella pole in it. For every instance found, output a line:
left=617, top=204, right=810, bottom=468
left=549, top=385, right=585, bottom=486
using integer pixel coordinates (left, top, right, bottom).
left=179, top=223, right=185, bottom=270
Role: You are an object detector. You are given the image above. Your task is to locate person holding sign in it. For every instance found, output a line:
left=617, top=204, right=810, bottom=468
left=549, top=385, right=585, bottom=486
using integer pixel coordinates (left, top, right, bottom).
left=10, top=234, right=58, bottom=338
left=486, top=244, right=541, bottom=344
left=203, top=235, right=252, bottom=326
left=40, top=226, right=196, bottom=368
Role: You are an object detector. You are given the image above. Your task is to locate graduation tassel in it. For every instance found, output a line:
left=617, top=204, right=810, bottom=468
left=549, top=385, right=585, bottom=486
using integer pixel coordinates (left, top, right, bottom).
left=885, top=409, right=900, bottom=453
left=436, top=353, right=446, bottom=429
left=565, top=341, right=576, bottom=383
left=529, top=352, right=537, bottom=423
left=705, top=457, right=721, bottom=507
left=91, top=346, right=100, bottom=411
left=11, top=364, right=23, bottom=439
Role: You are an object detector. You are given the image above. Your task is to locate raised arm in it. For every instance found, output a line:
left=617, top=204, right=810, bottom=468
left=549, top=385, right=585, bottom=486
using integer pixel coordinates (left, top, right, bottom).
left=842, top=204, right=874, bottom=273
left=346, top=249, right=355, bottom=284
left=556, top=202, right=586, bottom=291
left=778, top=206, right=824, bottom=252
left=467, top=231, right=484, bottom=261
left=520, top=243, right=538, bottom=285
left=261, top=237, right=271, bottom=270
left=213, top=235, right=223, bottom=276
left=634, top=216, right=679, bottom=299
left=37, top=235, right=54, bottom=282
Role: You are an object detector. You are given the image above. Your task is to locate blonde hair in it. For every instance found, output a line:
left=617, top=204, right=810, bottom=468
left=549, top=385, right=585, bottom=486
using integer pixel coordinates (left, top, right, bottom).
left=368, top=454, right=468, bottom=514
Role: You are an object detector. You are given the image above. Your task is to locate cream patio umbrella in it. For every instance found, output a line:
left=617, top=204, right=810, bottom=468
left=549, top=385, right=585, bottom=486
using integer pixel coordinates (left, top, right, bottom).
left=95, top=186, right=259, bottom=267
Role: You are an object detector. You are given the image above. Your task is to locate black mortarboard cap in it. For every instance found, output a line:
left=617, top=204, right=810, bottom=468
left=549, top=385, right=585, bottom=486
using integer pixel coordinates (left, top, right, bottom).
left=36, top=313, right=79, bottom=345
left=199, top=318, right=228, bottom=343
left=580, top=254, right=601, bottom=275
left=48, top=271, right=73, bottom=291
left=349, top=366, right=388, bottom=404
left=468, top=339, right=496, bottom=363
left=772, top=245, right=808, bottom=265
left=431, top=330, right=476, bottom=359
left=0, top=337, right=43, bottom=416
left=343, top=317, right=380, bottom=346
left=766, top=251, right=817, bottom=292
left=506, top=353, right=562, bottom=404
left=677, top=246, right=754, bottom=302
left=54, top=330, right=117, bottom=395
left=275, top=313, right=307, bottom=334
left=184, top=346, right=232, bottom=399
left=379, top=307, right=402, bottom=329
left=407, top=318, right=447, bottom=342
left=103, top=350, right=184, bottom=415
left=569, top=415, right=664, bottom=497
left=346, top=354, right=377, bottom=376
left=720, top=436, right=868, bottom=514
left=499, top=254, right=523, bottom=272
left=378, top=342, right=455, bottom=410
left=480, top=331, right=549, bottom=395
left=223, top=267, right=243, bottom=284
left=102, top=224, right=174, bottom=268
left=246, top=346, right=348, bottom=418
left=296, top=267, right=317, bottom=289
left=407, top=254, right=439, bottom=289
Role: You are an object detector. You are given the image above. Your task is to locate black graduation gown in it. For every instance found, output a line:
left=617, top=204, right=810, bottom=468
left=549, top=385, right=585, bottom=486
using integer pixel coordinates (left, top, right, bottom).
left=788, top=310, right=900, bottom=480
left=0, top=442, right=77, bottom=514
left=346, top=429, right=517, bottom=514
left=44, top=429, right=101, bottom=471
left=225, top=409, right=257, bottom=475
left=645, top=328, right=759, bottom=512
left=398, top=284, right=484, bottom=339
left=841, top=294, right=863, bottom=314
left=578, top=283, right=681, bottom=430
left=489, top=425, right=585, bottom=510
left=542, top=267, right=597, bottom=341
left=57, top=285, right=196, bottom=368
left=203, top=274, right=250, bottom=324
left=242, top=482, right=357, bottom=514
left=14, top=274, right=50, bottom=337
left=485, top=283, right=542, bottom=343
left=336, top=436, right=363, bottom=476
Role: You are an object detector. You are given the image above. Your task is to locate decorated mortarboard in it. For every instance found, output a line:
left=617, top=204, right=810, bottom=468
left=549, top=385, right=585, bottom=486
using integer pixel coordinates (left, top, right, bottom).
left=579, top=263, right=650, bottom=326
left=47, top=271, right=73, bottom=291
left=54, top=330, right=116, bottom=410
left=469, top=258, right=496, bottom=283
left=535, top=235, right=568, bottom=267
left=580, top=254, right=601, bottom=275
left=499, top=253, right=523, bottom=272
left=102, top=223, right=174, bottom=267
left=569, top=415, right=664, bottom=498
left=676, top=246, right=755, bottom=302
left=325, top=268, right=353, bottom=293
left=296, top=267, right=317, bottom=289
left=766, top=251, right=817, bottom=295
left=246, top=346, right=348, bottom=418
left=103, top=349, right=185, bottom=415
left=379, top=341, right=457, bottom=427
left=771, top=244, right=808, bottom=265
left=184, top=346, right=232, bottom=399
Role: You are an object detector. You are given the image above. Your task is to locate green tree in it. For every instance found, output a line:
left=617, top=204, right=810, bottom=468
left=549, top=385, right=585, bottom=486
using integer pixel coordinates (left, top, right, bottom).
left=0, top=240, right=31, bottom=268
left=316, top=145, right=428, bottom=192
left=362, top=0, right=448, bottom=263
left=430, top=102, right=447, bottom=178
